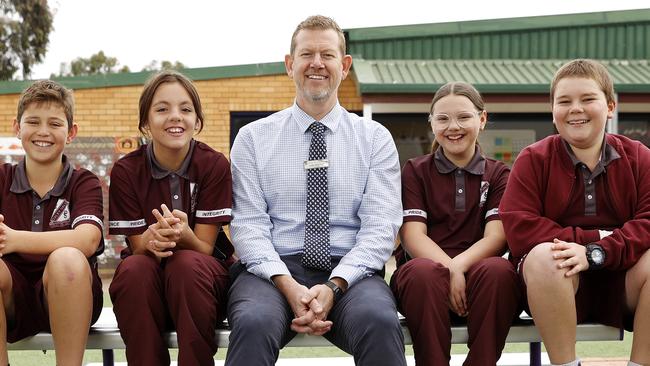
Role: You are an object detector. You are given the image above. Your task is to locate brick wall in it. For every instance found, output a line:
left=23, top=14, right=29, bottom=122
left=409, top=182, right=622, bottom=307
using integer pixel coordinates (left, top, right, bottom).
left=1, top=74, right=363, bottom=157
left=0, top=73, right=363, bottom=267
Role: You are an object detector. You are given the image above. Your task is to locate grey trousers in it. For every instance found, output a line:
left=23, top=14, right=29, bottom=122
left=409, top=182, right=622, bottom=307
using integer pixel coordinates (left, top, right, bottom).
left=224, top=255, right=407, bottom=366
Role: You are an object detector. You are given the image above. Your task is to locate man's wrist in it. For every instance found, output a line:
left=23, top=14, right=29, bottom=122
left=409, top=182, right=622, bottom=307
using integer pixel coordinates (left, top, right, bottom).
left=272, top=274, right=298, bottom=294
left=324, top=280, right=344, bottom=303
left=329, top=276, right=348, bottom=291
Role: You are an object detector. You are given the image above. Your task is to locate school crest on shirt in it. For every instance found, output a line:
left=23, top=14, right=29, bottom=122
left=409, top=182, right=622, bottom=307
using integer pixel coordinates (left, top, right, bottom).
left=479, top=181, right=489, bottom=207
left=190, top=182, right=198, bottom=215
left=49, top=198, right=71, bottom=228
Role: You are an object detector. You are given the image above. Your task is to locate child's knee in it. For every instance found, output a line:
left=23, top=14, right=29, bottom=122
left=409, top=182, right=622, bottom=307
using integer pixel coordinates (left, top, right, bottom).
left=523, top=242, right=566, bottom=285
left=43, top=247, right=90, bottom=285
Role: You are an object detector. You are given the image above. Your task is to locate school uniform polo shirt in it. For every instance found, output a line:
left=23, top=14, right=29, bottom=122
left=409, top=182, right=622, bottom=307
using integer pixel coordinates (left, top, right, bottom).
left=402, top=147, right=509, bottom=258
left=0, top=156, right=105, bottom=262
left=559, top=140, right=621, bottom=229
left=109, top=139, right=232, bottom=258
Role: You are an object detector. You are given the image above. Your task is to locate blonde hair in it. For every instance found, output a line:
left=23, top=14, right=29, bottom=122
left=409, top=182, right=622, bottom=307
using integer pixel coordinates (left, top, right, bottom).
left=550, top=59, right=615, bottom=104
left=290, top=15, right=346, bottom=57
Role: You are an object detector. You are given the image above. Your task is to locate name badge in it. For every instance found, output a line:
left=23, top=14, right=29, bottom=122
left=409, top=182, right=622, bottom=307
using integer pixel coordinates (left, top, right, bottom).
left=304, top=159, right=329, bottom=170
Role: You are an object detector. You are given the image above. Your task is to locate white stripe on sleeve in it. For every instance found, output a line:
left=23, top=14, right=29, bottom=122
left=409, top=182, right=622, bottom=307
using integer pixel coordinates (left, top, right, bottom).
left=109, top=219, right=146, bottom=229
left=196, top=208, right=232, bottom=218
left=403, top=209, right=427, bottom=219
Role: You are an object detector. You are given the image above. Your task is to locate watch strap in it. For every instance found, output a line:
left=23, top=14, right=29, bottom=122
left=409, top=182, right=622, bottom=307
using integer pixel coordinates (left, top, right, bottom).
left=325, top=280, right=344, bottom=303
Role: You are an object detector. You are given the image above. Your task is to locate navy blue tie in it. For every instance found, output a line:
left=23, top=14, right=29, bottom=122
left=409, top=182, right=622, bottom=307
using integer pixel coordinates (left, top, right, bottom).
left=302, top=121, right=331, bottom=271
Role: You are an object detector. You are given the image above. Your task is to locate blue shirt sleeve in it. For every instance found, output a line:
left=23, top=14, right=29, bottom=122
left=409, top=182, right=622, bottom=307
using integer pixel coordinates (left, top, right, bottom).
left=230, top=127, right=291, bottom=281
left=330, top=125, right=402, bottom=286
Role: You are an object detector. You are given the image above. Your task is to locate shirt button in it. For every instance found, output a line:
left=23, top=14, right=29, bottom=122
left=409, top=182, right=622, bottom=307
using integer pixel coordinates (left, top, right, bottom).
left=588, top=180, right=592, bottom=185
left=457, top=171, right=462, bottom=175
left=36, top=205, right=41, bottom=210
left=173, top=195, right=179, bottom=200
left=34, top=220, right=40, bottom=225
left=458, top=189, right=463, bottom=194
left=587, top=194, right=593, bottom=200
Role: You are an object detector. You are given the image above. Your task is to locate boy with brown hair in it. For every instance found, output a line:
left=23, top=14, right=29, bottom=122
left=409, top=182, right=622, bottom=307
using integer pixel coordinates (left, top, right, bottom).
left=0, top=80, right=104, bottom=366
left=500, top=59, right=650, bottom=366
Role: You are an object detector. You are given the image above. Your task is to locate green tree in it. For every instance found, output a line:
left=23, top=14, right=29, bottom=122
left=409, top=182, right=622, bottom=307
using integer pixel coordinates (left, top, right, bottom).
left=141, top=60, right=186, bottom=72
left=0, top=0, right=53, bottom=80
left=56, top=50, right=131, bottom=77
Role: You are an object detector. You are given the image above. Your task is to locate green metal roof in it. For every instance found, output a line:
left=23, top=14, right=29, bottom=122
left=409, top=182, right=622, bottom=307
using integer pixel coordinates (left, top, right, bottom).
left=353, top=59, right=650, bottom=93
left=347, top=9, right=650, bottom=60
left=2, top=9, right=648, bottom=96
left=0, top=62, right=286, bottom=95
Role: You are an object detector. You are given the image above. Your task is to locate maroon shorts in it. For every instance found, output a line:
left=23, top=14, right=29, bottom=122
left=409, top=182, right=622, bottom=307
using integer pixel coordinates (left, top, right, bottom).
left=4, top=254, right=103, bottom=343
left=518, top=254, right=631, bottom=330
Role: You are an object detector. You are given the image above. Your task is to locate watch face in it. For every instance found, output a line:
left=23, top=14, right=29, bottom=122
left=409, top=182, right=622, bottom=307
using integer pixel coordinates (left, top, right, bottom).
left=591, top=249, right=604, bottom=265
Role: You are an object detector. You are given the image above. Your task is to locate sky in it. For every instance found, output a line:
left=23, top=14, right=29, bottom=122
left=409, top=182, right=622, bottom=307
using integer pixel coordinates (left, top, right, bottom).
left=29, top=0, right=650, bottom=79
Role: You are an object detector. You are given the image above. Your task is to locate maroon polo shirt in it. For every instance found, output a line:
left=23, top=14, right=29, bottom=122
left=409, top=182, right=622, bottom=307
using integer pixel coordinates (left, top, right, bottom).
left=109, top=139, right=233, bottom=258
left=0, top=156, right=105, bottom=263
left=557, top=140, right=621, bottom=230
left=401, top=147, right=509, bottom=258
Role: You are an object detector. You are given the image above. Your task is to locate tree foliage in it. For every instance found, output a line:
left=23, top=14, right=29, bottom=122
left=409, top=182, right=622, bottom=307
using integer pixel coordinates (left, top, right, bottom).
left=56, top=53, right=186, bottom=77
left=0, top=0, right=53, bottom=80
left=141, top=60, right=186, bottom=72
left=56, top=50, right=131, bottom=77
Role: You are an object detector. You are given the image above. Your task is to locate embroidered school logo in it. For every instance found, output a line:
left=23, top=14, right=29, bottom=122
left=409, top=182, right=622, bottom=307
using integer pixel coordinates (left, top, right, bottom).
left=479, top=181, right=489, bottom=207
left=190, top=182, right=198, bottom=215
left=50, top=198, right=71, bottom=228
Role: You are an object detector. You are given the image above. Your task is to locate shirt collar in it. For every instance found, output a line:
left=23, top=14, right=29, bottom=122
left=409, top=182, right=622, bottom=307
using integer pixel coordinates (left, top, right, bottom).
left=10, top=155, right=74, bottom=197
left=147, top=139, right=195, bottom=180
left=291, top=101, right=343, bottom=134
left=563, top=135, right=621, bottom=168
left=434, top=145, right=486, bottom=175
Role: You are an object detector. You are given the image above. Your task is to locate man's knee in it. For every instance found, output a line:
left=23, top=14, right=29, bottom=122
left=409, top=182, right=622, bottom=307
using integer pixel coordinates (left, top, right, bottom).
left=228, top=272, right=291, bottom=338
left=343, top=278, right=400, bottom=332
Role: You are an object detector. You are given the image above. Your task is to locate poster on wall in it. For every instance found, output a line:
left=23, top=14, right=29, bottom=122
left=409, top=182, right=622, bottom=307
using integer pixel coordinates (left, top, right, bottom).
left=478, top=129, right=536, bottom=166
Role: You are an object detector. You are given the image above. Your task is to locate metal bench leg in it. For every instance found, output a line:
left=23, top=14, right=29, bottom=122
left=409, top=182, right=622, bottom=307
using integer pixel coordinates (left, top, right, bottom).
left=529, top=342, right=542, bottom=366
left=102, top=349, right=115, bottom=366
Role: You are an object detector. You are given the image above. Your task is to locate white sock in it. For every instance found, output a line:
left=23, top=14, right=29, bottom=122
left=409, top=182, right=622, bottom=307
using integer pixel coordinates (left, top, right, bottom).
left=552, top=360, right=580, bottom=366
left=628, top=362, right=643, bottom=366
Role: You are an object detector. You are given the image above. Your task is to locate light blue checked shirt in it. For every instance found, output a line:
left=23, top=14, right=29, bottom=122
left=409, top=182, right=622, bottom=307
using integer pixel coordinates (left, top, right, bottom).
left=230, top=102, right=402, bottom=287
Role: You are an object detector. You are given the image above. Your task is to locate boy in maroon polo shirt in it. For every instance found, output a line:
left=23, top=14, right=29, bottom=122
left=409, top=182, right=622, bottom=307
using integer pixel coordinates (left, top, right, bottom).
left=391, top=82, right=521, bottom=366
left=500, top=59, right=650, bottom=366
left=0, top=80, right=104, bottom=366
left=108, top=70, right=233, bottom=366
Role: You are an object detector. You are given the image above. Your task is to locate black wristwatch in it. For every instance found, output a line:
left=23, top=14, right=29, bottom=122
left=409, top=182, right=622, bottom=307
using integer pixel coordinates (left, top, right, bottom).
left=585, top=243, right=606, bottom=270
left=324, top=280, right=344, bottom=303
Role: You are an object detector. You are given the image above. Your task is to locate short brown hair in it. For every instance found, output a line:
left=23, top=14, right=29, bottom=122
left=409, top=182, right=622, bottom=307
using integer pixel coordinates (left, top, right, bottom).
left=138, top=70, right=205, bottom=135
left=17, top=80, right=75, bottom=129
left=290, top=15, right=346, bottom=57
left=550, top=59, right=615, bottom=104
left=429, top=81, right=485, bottom=153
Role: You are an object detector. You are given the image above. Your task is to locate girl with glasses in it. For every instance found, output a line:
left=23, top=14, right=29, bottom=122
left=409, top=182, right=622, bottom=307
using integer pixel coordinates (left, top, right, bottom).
left=391, top=81, right=521, bottom=366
